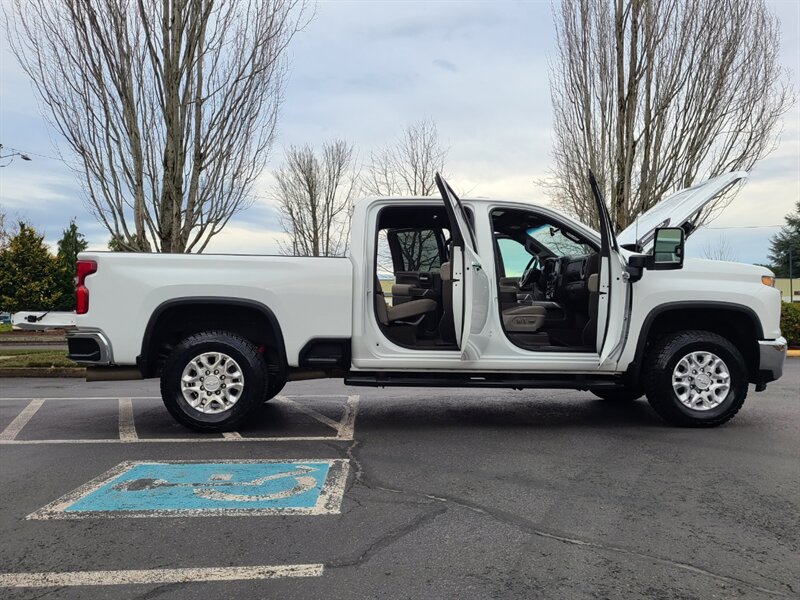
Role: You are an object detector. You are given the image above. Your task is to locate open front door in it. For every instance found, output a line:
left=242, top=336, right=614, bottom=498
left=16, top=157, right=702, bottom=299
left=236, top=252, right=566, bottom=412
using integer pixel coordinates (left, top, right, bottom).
left=589, top=173, right=631, bottom=367
left=435, top=174, right=492, bottom=361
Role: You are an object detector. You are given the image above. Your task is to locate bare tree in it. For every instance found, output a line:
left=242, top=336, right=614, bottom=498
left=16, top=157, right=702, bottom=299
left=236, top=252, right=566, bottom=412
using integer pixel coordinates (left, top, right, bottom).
left=545, top=0, right=794, bottom=232
left=702, top=234, right=738, bottom=262
left=0, top=207, right=9, bottom=251
left=4, top=0, right=309, bottom=252
left=364, top=120, right=447, bottom=197
left=274, top=140, right=358, bottom=257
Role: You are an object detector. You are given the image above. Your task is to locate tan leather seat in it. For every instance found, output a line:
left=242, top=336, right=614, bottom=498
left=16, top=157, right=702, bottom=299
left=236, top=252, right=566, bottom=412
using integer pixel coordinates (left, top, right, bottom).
left=502, top=304, right=546, bottom=332
left=375, top=294, right=437, bottom=325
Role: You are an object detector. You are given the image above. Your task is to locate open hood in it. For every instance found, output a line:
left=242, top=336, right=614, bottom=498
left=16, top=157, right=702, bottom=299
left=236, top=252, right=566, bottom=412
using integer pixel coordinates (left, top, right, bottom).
left=616, top=171, right=748, bottom=250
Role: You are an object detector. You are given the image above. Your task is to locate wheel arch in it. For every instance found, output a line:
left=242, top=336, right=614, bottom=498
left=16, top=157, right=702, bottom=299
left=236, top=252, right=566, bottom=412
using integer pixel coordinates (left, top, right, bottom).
left=627, top=301, right=762, bottom=384
left=137, top=297, right=288, bottom=380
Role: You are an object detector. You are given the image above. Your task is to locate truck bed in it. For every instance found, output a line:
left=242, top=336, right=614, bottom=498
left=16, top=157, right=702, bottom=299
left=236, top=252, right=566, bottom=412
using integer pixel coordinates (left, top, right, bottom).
left=75, top=252, right=354, bottom=367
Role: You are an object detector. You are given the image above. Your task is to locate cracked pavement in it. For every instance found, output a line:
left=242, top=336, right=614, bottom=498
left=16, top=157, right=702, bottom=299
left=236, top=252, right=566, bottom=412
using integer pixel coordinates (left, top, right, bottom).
left=0, top=362, right=798, bottom=599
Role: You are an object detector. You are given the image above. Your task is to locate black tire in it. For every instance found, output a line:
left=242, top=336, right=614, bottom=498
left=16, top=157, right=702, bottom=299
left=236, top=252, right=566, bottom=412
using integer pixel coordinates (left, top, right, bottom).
left=643, top=330, right=748, bottom=427
left=264, top=377, right=286, bottom=402
left=160, top=331, right=268, bottom=432
left=592, top=387, right=643, bottom=402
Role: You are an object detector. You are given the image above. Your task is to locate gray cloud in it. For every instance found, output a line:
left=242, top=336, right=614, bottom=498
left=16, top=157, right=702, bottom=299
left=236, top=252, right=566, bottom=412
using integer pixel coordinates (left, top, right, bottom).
left=1, top=0, right=797, bottom=264
left=432, top=59, right=458, bottom=73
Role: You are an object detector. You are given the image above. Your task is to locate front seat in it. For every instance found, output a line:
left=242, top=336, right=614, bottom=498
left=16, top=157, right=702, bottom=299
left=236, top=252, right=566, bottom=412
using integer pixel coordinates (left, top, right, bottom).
left=582, top=253, right=600, bottom=346
left=502, top=304, right=546, bottom=332
left=375, top=283, right=437, bottom=325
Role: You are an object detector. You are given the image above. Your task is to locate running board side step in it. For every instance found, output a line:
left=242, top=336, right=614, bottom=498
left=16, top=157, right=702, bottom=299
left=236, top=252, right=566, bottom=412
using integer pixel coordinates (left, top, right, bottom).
left=344, top=371, right=622, bottom=391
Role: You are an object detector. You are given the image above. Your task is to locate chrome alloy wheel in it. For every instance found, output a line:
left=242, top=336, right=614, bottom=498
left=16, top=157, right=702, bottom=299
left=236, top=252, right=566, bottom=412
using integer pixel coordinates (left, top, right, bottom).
left=180, top=352, right=245, bottom=414
left=671, top=351, right=731, bottom=411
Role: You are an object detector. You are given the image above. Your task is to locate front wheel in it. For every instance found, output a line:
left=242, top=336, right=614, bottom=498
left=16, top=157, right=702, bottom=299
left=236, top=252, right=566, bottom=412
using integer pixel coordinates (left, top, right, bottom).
left=160, top=331, right=268, bottom=432
left=643, top=330, right=748, bottom=427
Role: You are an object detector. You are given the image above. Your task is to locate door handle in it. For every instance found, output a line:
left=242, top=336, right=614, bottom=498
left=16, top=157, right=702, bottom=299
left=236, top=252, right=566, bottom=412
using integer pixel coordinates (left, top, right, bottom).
left=471, top=262, right=482, bottom=272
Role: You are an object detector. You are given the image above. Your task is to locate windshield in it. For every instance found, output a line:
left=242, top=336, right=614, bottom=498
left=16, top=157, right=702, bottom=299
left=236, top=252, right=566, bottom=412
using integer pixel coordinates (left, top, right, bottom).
left=527, top=225, right=592, bottom=258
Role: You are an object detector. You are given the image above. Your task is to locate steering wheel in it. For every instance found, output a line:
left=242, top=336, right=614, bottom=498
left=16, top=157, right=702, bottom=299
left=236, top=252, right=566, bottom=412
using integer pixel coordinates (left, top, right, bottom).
left=518, top=256, right=541, bottom=291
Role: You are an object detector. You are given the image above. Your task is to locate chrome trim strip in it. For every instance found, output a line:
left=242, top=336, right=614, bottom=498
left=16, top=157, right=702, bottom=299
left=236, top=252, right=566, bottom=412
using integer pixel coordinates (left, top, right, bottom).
left=66, top=330, right=113, bottom=365
left=758, top=336, right=787, bottom=382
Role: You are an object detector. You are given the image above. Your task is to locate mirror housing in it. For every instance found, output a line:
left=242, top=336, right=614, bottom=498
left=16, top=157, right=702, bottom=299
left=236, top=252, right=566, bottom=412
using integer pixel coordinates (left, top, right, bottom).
left=626, top=227, right=685, bottom=280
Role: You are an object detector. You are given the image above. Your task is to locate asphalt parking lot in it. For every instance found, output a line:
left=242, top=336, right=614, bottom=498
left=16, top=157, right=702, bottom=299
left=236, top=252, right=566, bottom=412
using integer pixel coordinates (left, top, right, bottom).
left=1, top=362, right=798, bottom=599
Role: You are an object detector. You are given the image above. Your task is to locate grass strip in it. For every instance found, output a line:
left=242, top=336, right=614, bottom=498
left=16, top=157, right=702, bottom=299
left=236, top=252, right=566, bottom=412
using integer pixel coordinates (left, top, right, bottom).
left=0, top=350, right=76, bottom=368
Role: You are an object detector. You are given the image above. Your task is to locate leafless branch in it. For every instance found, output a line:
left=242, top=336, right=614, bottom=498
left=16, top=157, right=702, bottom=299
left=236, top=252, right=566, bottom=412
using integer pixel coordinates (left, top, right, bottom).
left=3, top=0, right=310, bottom=252
left=543, top=0, right=794, bottom=231
left=274, top=140, right=359, bottom=257
left=702, top=234, right=738, bottom=262
left=364, top=119, right=448, bottom=197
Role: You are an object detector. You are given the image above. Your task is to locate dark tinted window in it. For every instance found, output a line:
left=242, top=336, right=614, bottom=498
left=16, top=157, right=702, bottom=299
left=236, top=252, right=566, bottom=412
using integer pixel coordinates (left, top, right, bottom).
left=393, top=229, right=443, bottom=272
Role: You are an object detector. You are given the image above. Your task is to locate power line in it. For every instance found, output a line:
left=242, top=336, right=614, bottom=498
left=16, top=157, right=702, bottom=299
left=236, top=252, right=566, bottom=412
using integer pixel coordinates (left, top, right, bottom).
left=702, top=224, right=783, bottom=229
left=6, top=147, right=69, bottom=163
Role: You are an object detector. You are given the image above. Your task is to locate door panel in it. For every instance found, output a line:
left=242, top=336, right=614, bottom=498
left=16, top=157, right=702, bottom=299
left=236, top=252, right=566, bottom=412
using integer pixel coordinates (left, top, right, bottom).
left=595, top=252, right=629, bottom=365
left=435, top=173, right=493, bottom=359
left=461, top=245, right=492, bottom=361
left=588, top=172, right=631, bottom=367
left=451, top=248, right=465, bottom=346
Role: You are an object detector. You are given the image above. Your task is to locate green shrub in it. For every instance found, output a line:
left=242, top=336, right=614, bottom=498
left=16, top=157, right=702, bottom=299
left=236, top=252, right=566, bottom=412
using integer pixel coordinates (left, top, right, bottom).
left=781, top=302, right=800, bottom=347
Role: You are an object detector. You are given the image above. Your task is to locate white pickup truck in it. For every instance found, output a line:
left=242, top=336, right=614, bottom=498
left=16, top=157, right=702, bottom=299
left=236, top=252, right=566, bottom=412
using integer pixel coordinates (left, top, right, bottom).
left=53, top=172, right=785, bottom=431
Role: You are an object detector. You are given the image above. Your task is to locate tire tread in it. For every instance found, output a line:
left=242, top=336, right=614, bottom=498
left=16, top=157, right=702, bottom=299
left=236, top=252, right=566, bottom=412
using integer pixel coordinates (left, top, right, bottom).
left=160, top=330, right=268, bottom=432
left=643, top=330, right=747, bottom=427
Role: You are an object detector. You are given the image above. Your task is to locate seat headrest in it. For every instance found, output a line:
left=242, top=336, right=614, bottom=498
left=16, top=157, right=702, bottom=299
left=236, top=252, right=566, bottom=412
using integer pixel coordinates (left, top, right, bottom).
left=440, top=262, right=451, bottom=281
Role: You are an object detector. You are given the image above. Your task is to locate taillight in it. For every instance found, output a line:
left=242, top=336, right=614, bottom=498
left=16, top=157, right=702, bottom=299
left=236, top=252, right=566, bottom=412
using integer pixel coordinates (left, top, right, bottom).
left=75, top=260, right=97, bottom=314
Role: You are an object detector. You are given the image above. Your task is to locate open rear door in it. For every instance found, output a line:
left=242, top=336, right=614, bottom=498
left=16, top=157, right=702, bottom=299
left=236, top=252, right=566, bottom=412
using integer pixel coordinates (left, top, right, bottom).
left=589, top=173, right=630, bottom=367
left=435, top=174, right=492, bottom=361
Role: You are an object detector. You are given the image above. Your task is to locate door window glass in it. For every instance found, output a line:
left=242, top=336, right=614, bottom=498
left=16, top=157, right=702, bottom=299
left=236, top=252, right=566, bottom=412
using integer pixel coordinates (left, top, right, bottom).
left=393, top=229, right=443, bottom=272
left=497, top=238, right=533, bottom=277
left=527, top=225, right=592, bottom=257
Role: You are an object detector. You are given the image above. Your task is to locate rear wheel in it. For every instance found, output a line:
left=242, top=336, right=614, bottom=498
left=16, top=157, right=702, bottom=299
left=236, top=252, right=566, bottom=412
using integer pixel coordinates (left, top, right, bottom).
left=265, top=376, right=286, bottom=402
left=160, top=331, right=268, bottom=432
left=643, top=330, right=747, bottom=427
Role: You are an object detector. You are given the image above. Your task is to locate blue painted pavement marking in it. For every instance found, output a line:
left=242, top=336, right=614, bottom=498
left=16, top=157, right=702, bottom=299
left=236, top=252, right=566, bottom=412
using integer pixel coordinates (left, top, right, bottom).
left=28, top=459, right=349, bottom=519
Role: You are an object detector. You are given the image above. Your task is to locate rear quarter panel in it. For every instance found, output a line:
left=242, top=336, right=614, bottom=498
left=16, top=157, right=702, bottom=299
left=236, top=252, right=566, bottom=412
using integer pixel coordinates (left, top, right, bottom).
left=76, top=252, right=353, bottom=367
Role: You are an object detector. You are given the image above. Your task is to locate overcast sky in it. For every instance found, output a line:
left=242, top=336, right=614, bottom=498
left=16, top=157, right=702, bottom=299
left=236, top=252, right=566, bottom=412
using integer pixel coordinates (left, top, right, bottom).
left=0, top=0, right=798, bottom=264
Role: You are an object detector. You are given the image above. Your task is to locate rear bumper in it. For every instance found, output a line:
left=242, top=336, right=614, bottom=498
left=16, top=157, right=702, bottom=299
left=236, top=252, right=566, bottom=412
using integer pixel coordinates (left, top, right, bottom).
left=66, top=330, right=113, bottom=365
left=756, top=336, right=787, bottom=389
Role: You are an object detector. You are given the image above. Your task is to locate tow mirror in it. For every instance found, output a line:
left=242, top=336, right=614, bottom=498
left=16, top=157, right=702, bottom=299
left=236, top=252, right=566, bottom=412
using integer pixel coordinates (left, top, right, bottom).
left=627, top=227, right=685, bottom=278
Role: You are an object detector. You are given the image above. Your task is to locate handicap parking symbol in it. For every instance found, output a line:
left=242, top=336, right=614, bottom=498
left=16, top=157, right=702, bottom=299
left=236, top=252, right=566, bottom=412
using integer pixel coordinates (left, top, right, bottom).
left=28, top=460, right=349, bottom=519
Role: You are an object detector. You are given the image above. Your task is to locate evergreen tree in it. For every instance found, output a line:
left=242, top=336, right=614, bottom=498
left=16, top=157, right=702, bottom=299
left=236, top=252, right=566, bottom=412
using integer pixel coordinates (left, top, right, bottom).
left=767, top=201, right=800, bottom=278
left=0, top=223, right=62, bottom=313
left=55, top=219, right=89, bottom=309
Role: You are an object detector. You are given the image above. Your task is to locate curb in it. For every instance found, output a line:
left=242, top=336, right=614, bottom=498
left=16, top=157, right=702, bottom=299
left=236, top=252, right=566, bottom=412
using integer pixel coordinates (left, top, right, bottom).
left=787, top=349, right=800, bottom=358
left=0, top=367, right=85, bottom=378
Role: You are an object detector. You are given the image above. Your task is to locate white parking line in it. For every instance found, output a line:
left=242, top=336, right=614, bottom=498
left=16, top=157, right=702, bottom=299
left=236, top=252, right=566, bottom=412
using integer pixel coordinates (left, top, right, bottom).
left=0, top=436, right=345, bottom=445
left=0, top=563, right=324, bottom=588
left=338, top=395, right=360, bottom=440
left=0, top=398, right=45, bottom=441
left=274, top=395, right=342, bottom=430
left=0, top=394, right=359, bottom=444
left=118, top=398, right=138, bottom=442
left=0, top=397, right=162, bottom=401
